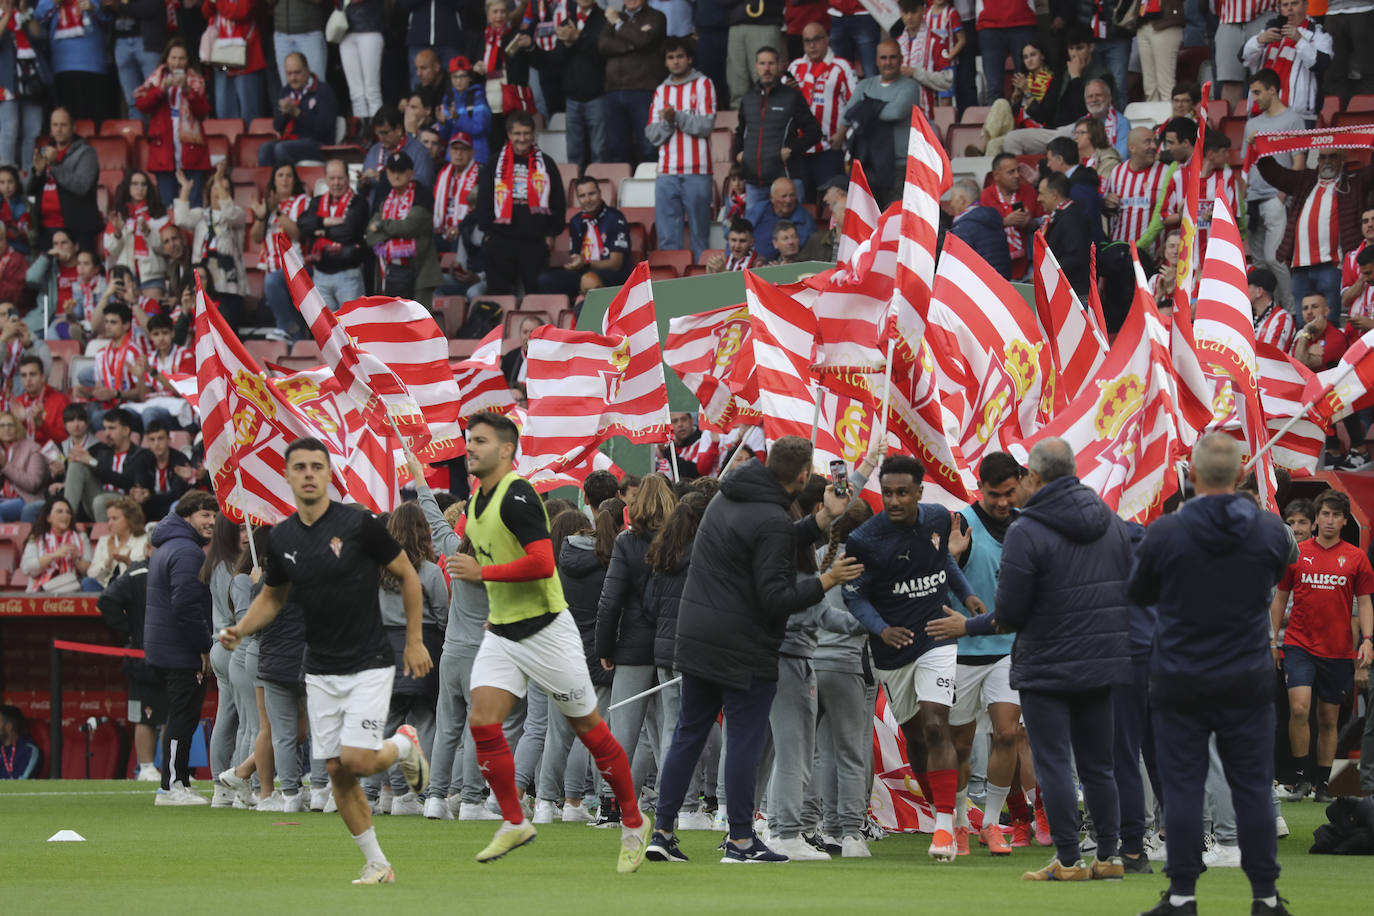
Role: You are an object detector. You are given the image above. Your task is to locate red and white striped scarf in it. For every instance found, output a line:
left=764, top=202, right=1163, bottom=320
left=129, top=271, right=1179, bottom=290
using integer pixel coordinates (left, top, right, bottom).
left=98, top=333, right=140, bottom=393
left=54, top=1, right=88, bottom=40
left=579, top=213, right=606, bottom=261
left=380, top=182, right=417, bottom=262
left=125, top=199, right=151, bottom=258
left=1254, top=19, right=1317, bottom=111
left=0, top=443, right=15, bottom=499
left=281, top=74, right=318, bottom=140
left=494, top=143, right=551, bottom=224
left=30, top=528, right=82, bottom=591
left=725, top=250, right=758, bottom=271
left=308, top=188, right=354, bottom=261
left=483, top=28, right=505, bottom=74
left=165, top=0, right=178, bottom=30
left=434, top=161, right=479, bottom=231
left=102, top=450, right=131, bottom=493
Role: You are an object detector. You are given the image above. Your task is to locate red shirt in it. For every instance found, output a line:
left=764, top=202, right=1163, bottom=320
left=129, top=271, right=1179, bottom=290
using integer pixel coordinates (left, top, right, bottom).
left=1279, top=538, right=1374, bottom=659
left=40, top=147, right=67, bottom=229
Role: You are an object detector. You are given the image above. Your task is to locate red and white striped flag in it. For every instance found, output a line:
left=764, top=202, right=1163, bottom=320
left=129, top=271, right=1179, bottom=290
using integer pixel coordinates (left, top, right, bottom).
left=870, top=687, right=936, bottom=835
left=597, top=261, right=672, bottom=443
left=335, top=295, right=465, bottom=461
left=663, top=304, right=760, bottom=429
left=274, top=232, right=431, bottom=452
left=888, top=108, right=951, bottom=364
left=839, top=159, right=881, bottom=264
left=452, top=326, right=517, bottom=420
left=1174, top=84, right=1210, bottom=309
left=1034, top=230, right=1107, bottom=409
left=743, top=270, right=833, bottom=450
left=1257, top=343, right=1326, bottom=476
left=1303, top=325, right=1374, bottom=423
left=1131, top=244, right=1211, bottom=447
left=504, top=404, right=623, bottom=493
left=812, top=202, right=894, bottom=374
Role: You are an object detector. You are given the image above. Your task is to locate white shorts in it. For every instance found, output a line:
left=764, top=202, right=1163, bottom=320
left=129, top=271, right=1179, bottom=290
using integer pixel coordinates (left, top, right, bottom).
left=949, top=656, right=1020, bottom=727
left=875, top=644, right=957, bottom=724
left=304, top=666, right=394, bottom=760
left=470, top=610, right=598, bottom=718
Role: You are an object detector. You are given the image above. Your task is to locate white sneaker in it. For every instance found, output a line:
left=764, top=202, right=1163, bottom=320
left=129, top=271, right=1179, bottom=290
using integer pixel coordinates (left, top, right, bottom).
left=281, top=792, right=307, bottom=814
left=218, top=769, right=252, bottom=807
left=391, top=792, right=424, bottom=816
left=310, top=787, right=330, bottom=812
left=677, top=806, right=715, bottom=831
left=841, top=836, right=872, bottom=858
left=1276, top=815, right=1290, bottom=838
left=155, top=782, right=209, bottom=806
left=711, top=809, right=728, bottom=832
left=211, top=785, right=235, bottom=808
left=460, top=801, right=503, bottom=821
left=323, top=792, right=337, bottom=814
left=135, top=764, right=161, bottom=782
left=425, top=795, right=454, bottom=820
left=770, top=835, right=831, bottom=861
left=371, top=793, right=393, bottom=816
left=562, top=801, right=595, bottom=823
left=446, top=795, right=462, bottom=818
left=1202, top=842, right=1242, bottom=868
left=533, top=799, right=560, bottom=824
left=256, top=791, right=286, bottom=812
left=1147, top=836, right=1169, bottom=862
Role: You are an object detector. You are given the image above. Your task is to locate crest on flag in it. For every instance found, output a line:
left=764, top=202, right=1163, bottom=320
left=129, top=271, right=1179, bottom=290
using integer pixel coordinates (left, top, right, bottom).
left=712, top=309, right=751, bottom=369
left=330, top=537, right=343, bottom=558
left=1095, top=375, right=1146, bottom=440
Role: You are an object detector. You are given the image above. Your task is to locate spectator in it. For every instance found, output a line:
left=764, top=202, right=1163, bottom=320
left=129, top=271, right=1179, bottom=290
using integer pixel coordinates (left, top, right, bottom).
left=1072, top=0, right=1133, bottom=109
left=1039, top=172, right=1092, bottom=298
left=736, top=47, right=821, bottom=211
left=839, top=39, right=917, bottom=206
left=717, top=161, right=748, bottom=231
left=1148, top=229, right=1180, bottom=309
left=1341, top=209, right=1374, bottom=337
left=533, top=0, right=604, bottom=170
left=13, top=354, right=69, bottom=447
left=173, top=164, right=247, bottom=321
left=726, top=0, right=784, bottom=104
left=361, top=108, right=435, bottom=197
left=1245, top=68, right=1307, bottom=313
left=1190, top=131, right=1245, bottom=257
left=647, top=37, right=715, bottom=260
left=1104, top=127, right=1166, bottom=250
left=46, top=401, right=100, bottom=496
left=0, top=166, right=31, bottom=256
left=251, top=163, right=309, bottom=342
left=0, top=704, right=39, bottom=778
left=656, top=411, right=716, bottom=479
left=895, top=0, right=963, bottom=120
left=412, top=47, right=447, bottom=113
left=271, top=0, right=327, bottom=82
left=104, top=170, right=169, bottom=294
left=1242, top=0, right=1331, bottom=124
left=296, top=159, right=369, bottom=311
left=129, top=315, right=194, bottom=430
left=475, top=0, right=536, bottom=141
left=1074, top=116, right=1122, bottom=182
left=20, top=494, right=91, bottom=591
left=0, top=10, right=43, bottom=174
left=1138, top=116, right=1194, bottom=252
left=156, top=214, right=194, bottom=310
left=798, top=175, right=845, bottom=262
left=1325, top=0, right=1374, bottom=103
left=24, top=227, right=80, bottom=337
left=134, top=38, right=211, bottom=208
left=597, top=0, right=667, bottom=167
left=692, top=0, right=730, bottom=107
left=132, top=418, right=192, bottom=521
left=0, top=298, right=25, bottom=390
left=1213, top=0, right=1271, bottom=103
left=82, top=494, right=148, bottom=590
left=980, top=153, right=1039, bottom=280
left=142, top=489, right=217, bottom=805
left=975, top=0, right=1036, bottom=103
left=52, top=248, right=104, bottom=341
left=27, top=108, right=100, bottom=253
left=404, top=91, right=435, bottom=139
left=201, top=0, right=268, bottom=122
left=400, top=0, right=468, bottom=82
left=537, top=176, right=630, bottom=300
left=765, top=220, right=802, bottom=265
left=999, top=76, right=1129, bottom=158
left=788, top=22, right=854, bottom=201
left=1258, top=147, right=1374, bottom=326
left=1046, top=135, right=1105, bottom=242
left=828, top=2, right=880, bottom=81
left=436, top=57, right=492, bottom=163
left=1250, top=266, right=1296, bottom=353
left=0, top=408, right=47, bottom=522
left=705, top=217, right=760, bottom=273
left=365, top=150, right=441, bottom=307
left=501, top=314, right=541, bottom=385
left=1136, top=0, right=1184, bottom=102
left=749, top=177, right=816, bottom=261
left=432, top=133, right=481, bottom=286
left=96, top=552, right=162, bottom=783
left=36, top=0, right=111, bottom=121
left=107, top=0, right=168, bottom=123
left=65, top=405, right=148, bottom=522
left=1293, top=292, right=1346, bottom=370
left=339, top=0, right=385, bottom=120
left=475, top=111, right=565, bottom=296
left=947, top=177, right=1012, bottom=279
left=0, top=229, right=26, bottom=306
left=973, top=39, right=1058, bottom=157
left=258, top=52, right=338, bottom=167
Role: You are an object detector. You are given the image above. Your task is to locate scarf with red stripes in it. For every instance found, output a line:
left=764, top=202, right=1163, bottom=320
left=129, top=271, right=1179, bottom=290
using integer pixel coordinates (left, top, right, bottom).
left=494, top=143, right=551, bottom=224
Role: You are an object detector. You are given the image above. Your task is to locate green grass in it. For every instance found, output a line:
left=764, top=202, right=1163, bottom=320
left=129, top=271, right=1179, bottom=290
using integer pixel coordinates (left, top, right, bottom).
left=0, top=781, right=1364, bottom=915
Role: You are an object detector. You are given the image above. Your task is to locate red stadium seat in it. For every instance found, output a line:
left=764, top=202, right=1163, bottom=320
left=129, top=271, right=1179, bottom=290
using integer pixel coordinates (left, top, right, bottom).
left=503, top=308, right=549, bottom=339
left=87, top=135, right=130, bottom=170
left=710, top=128, right=733, bottom=163
left=715, top=109, right=739, bottom=131
left=448, top=339, right=480, bottom=358
left=699, top=248, right=724, bottom=266
left=1349, top=94, right=1374, bottom=113
left=231, top=165, right=271, bottom=188
left=434, top=296, right=467, bottom=338
left=290, top=340, right=321, bottom=360
left=1219, top=116, right=1247, bottom=152
left=648, top=250, right=692, bottom=275
left=244, top=339, right=288, bottom=364
left=234, top=135, right=274, bottom=170
left=100, top=119, right=144, bottom=139
left=649, top=264, right=679, bottom=281
left=946, top=125, right=984, bottom=157
left=684, top=264, right=707, bottom=277
left=556, top=308, right=577, bottom=329
left=960, top=105, right=991, bottom=125
left=297, top=164, right=325, bottom=195
left=520, top=293, right=570, bottom=315
left=247, top=117, right=276, bottom=136
left=1333, top=111, right=1374, bottom=128
left=203, top=118, right=245, bottom=147
left=206, top=135, right=230, bottom=166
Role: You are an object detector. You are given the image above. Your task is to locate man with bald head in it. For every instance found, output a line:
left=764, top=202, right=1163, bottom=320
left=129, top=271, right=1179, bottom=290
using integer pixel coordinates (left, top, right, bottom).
left=788, top=22, right=855, bottom=202
left=946, top=178, right=1011, bottom=279
left=949, top=436, right=1133, bottom=882
left=412, top=48, right=447, bottom=112
left=1128, top=433, right=1296, bottom=915
left=1102, top=127, right=1168, bottom=248
left=839, top=39, right=917, bottom=206
left=750, top=177, right=817, bottom=261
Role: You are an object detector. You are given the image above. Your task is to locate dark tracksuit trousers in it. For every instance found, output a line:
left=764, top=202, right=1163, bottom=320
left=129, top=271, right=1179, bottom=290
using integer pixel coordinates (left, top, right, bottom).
left=655, top=672, right=776, bottom=841
left=1113, top=656, right=1160, bottom=856
left=1020, top=686, right=1121, bottom=865
left=1152, top=700, right=1280, bottom=898
left=156, top=666, right=207, bottom=791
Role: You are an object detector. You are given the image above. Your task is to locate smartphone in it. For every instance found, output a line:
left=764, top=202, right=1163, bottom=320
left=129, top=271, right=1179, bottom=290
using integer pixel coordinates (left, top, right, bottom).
left=829, top=459, right=849, bottom=496
left=1011, top=202, right=1024, bottom=212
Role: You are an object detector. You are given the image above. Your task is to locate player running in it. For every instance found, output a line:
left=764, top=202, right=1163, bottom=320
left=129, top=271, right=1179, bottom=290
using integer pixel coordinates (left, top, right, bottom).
left=843, top=455, right=984, bottom=861
left=447, top=412, right=652, bottom=872
left=219, top=437, right=433, bottom=885
left=1269, top=489, right=1374, bottom=802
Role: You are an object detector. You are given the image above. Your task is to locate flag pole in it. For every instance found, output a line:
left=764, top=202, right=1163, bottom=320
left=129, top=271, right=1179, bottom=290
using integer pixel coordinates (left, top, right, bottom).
left=878, top=338, right=897, bottom=438
left=608, top=676, right=682, bottom=712
left=1244, top=366, right=1352, bottom=472
left=810, top=381, right=822, bottom=445
left=235, top=467, right=259, bottom=573
left=668, top=434, right=680, bottom=482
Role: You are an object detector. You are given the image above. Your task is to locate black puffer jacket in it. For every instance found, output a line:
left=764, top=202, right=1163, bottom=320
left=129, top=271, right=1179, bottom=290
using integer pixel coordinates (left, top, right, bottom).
left=647, top=549, right=691, bottom=669
left=674, top=459, right=825, bottom=689
left=143, top=513, right=212, bottom=670
left=991, top=475, right=1133, bottom=692
left=559, top=534, right=613, bottom=687
left=733, top=80, right=822, bottom=186
left=595, top=528, right=657, bottom=666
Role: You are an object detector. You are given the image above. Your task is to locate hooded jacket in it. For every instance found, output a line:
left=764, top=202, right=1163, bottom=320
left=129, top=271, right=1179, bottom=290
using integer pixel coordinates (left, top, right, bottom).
left=558, top=534, right=613, bottom=687
left=972, top=475, right=1133, bottom=692
left=142, top=513, right=212, bottom=670
left=646, top=548, right=691, bottom=669
left=595, top=527, right=657, bottom=666
left=1128, top=492, right=1295, bottom=707
left=674, top=458, right=826, bottom=689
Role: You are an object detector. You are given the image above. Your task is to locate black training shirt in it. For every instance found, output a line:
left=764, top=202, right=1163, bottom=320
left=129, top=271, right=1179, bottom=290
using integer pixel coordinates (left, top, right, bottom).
left=263, top=502, right=402, bottom=675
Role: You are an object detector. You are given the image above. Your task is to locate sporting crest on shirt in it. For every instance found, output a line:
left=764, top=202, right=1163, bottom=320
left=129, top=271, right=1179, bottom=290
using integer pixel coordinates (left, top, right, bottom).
left=330, top=537, right=343, bottom=558
left=1339, top=555, right=1347, bottom=567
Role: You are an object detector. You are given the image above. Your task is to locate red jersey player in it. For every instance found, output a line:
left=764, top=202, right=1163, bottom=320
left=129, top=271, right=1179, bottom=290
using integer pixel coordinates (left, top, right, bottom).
left=1270, top=489, right=1374, bottom=803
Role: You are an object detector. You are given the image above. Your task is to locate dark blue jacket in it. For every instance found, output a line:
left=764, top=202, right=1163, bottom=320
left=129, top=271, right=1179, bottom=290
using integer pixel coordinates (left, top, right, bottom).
left=1123, top=521, right=1156, bottom=658
left=595, top=527, right=657, bottom=666
left=273, top=77, right=338, bottom=146
left=142, top=513, right=212, bottom=670
left=951, top=205, right=1012, bottom=279
left=1128, top=493, right=1295, bottom=707
left=968, top=475, right=1132, bottom=691
left=397, top=0, right=470, bottom=49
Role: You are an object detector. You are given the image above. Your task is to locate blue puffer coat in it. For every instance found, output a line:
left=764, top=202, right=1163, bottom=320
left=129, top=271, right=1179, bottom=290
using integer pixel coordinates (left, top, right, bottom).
left=142, top=513, right=212, bottom=670
left=991, top=475, right=1133, bottom=692
left=950, top=204, right=1013, bottom=280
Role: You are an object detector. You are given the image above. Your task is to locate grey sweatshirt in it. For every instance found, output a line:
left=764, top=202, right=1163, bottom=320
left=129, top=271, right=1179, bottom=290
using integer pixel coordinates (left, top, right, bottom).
left=378, top=559, right=449, bottom=628
left=415, top=481, right=490, bottom=654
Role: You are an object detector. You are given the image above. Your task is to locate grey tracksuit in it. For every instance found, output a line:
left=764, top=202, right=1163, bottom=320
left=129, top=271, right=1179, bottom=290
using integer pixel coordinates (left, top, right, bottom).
left=208, top=563, right=238, bottom=775
left=229, top=574, right=261, bottom=785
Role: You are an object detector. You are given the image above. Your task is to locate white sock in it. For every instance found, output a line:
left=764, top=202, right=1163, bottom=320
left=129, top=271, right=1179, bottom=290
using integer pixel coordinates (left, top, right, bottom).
left=1169, top=896, right=1196, bottom=906
left=1257, top=898, right=1278, bottom=908
left=935, top=811, right=954, bottom=834
left=1025, top=787, right=1037, bottom=807
left=386, top=733, right=412, bottom=760
left=352, top=827, right=388, bottom=866
left=984, top=783, right=1012, bottom=825
left=954, top=790, right=970, bottom=829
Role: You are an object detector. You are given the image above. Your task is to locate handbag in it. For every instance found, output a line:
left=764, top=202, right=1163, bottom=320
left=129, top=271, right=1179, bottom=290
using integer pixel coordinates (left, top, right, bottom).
left=198, top=24, right=217, bottom=64
left=485, top=76, right=506, bottom=115
left=326, top=9, right=349, bottom=43
left=1113, top=0, right=1139, bottom=30
left=210, top=41, right=248, bottom=69
left=40, top=570, right=80, bottom=593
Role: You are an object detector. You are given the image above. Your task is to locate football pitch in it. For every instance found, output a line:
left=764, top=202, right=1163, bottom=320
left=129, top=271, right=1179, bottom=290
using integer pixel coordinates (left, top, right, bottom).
left=1, top=781, right=1364, bottom=915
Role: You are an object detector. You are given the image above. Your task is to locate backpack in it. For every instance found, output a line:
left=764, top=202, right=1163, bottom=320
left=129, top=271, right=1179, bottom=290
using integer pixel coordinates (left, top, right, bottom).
left=458, top=300, right=503, bottom=339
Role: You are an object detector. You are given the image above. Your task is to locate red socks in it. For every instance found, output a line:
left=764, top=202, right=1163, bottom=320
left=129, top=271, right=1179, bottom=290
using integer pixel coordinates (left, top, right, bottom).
left=926, top=768, right=957, bottom=815
left=578, top=720, right=643, bottom=829
left=1007, top=787, right=1031, bottom=821
left=912, top=770, right=934, bottom=804
left=471, top=723, right=525, bottom=824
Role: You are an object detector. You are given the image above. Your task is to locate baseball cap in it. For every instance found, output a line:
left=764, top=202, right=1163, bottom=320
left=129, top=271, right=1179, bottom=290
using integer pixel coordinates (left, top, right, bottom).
left=818, top=175, right=849, bottom=192
left=449, top=132, right=474, bottom=148
left=449, top=56, right=473, bottom=74
left=386, top=150, right=414, bottom=172
left=1247, top=267, right=1277, bottom=294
